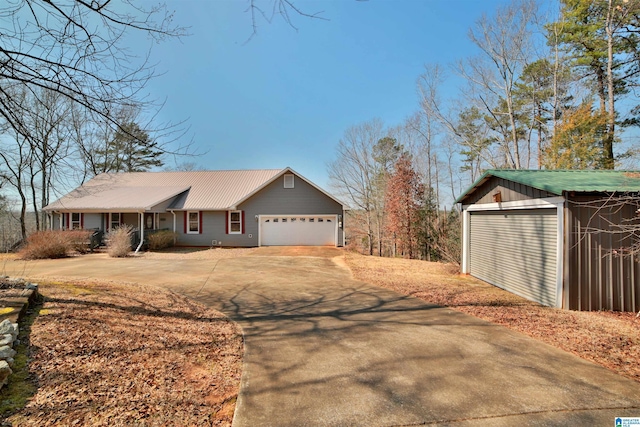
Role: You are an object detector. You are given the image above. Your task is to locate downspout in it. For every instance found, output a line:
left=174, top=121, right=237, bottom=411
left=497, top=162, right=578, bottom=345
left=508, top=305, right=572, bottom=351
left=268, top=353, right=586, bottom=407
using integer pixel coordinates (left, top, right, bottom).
left=135, top=211, right=144, bottom=254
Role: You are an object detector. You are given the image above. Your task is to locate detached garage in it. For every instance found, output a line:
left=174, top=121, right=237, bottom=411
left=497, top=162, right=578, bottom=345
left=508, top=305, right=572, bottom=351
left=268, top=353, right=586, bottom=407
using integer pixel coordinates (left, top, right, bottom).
left=458, top=170, right=640, bottom=312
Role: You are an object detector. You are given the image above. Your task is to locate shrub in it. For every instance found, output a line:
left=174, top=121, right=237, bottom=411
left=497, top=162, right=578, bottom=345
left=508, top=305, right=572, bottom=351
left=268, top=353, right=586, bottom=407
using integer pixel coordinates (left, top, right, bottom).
left=148, top=230, right=177, bottom=251
left=18, top=230, right=91, bottom=260
left=66, top=230, right=93, bottom=254
left=106, top=225, right=133, bottom=258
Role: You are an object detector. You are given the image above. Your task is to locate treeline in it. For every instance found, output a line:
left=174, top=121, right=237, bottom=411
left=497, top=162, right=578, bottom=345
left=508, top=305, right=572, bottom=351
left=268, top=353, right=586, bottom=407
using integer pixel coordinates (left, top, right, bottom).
left=0, top=2, right=187, bottom=245
left=330, top=0, right=640, bottom=261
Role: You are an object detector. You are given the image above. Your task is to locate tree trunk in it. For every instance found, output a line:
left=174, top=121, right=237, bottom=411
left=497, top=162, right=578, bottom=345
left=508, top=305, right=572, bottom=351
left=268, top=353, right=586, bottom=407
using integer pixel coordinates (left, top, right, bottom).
left=604, top=0, right=616, bottom=169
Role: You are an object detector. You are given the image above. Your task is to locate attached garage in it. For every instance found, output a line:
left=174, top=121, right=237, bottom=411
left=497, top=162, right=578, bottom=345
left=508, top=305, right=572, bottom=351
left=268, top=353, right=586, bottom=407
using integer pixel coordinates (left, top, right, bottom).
left=458, top=169, right=640, bottom=312
left=259, top=215, right=338, bottom=246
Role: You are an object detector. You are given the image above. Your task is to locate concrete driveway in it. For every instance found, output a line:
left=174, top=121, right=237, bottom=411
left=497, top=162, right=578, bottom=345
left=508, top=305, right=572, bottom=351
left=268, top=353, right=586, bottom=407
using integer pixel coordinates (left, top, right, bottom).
left=3, top=248, right=640, bottom=426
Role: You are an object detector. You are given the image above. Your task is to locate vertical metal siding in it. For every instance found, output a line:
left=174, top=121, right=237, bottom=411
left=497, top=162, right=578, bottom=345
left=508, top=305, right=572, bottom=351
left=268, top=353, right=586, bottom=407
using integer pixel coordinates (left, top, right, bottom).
left=470, top=209, right=558, bottom=307
left=566, top=196, right=640, bottom=312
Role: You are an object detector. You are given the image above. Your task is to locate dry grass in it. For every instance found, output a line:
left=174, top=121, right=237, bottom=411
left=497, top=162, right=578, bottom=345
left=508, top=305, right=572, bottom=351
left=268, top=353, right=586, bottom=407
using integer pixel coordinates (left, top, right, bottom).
left=344, top=252, right=640, bottom=383
left=6, top=280, right=243, bottom=426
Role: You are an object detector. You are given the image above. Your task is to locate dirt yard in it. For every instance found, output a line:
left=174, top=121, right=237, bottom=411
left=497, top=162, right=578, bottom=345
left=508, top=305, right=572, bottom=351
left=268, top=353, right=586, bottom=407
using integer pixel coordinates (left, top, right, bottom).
left=343, top=252, right=640, bottom=383
left=2, top=279, right=243, bottom=427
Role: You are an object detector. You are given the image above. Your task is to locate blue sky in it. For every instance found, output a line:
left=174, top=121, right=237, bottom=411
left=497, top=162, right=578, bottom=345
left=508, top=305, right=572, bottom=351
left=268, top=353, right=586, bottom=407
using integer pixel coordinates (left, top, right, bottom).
left=137, top=0, right=519, bottom=189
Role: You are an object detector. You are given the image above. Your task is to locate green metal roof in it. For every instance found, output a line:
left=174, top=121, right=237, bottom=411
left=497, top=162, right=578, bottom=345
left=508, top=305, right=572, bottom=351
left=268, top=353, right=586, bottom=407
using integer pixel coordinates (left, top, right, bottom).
left=456, top=169, right=640, bottom=204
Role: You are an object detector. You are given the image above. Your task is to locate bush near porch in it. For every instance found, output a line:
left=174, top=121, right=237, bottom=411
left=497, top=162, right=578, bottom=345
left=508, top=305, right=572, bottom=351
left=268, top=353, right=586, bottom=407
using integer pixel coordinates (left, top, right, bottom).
left=18, top=230, right=93, bottom=260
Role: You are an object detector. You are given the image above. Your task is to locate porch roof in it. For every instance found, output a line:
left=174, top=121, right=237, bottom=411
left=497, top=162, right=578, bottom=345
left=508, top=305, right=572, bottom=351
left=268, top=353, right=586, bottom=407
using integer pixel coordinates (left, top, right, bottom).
left=45, top=185, right=190, bottom=212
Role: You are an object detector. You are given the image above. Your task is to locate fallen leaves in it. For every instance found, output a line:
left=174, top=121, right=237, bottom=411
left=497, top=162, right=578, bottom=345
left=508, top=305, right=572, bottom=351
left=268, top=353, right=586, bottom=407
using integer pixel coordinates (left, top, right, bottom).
left=6, top=280, right=243, bottom=426
left=344, top=252, right=640, bottom=383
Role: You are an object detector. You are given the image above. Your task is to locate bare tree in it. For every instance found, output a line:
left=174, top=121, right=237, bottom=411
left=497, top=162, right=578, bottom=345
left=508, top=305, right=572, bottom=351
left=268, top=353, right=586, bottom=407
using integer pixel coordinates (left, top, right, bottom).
left=22, top=88, right=73, bottom=230
left=246, top=0, right=328, bottom=40
left=328, top=119, right=386, bottom=256
left=0, top=1, right=186, bottom=154
left=459, top=0, right=539, bottom=169
left=0, top=129, right=32, bottom=242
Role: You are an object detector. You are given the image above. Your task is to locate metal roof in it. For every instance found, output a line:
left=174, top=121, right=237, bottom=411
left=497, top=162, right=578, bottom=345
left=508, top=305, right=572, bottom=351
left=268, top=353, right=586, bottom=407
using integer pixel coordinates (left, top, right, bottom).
left=45, top=168, right=345, bottom=212
left=45, top=184, right=191, bottom=212
left=45, top=169, right=284, bottom=212
left=456, top=169, right=640, bottom=204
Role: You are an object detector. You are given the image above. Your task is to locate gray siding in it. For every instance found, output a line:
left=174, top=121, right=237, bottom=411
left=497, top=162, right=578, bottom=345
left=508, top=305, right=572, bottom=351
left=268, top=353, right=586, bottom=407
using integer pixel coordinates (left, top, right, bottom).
left=466, top=177, right=555, bottom=205
left=173, top=211, right=256, bottom=247
left=240, top=173, right=343, bottom=246
left=174, top=173, right=344, bottom=247
left=565, top=195, right=640, bottom=312
left=469, top=209, right=557, bottom=307
left=83, top=213, right=102, bottom=230
left=150, top=192, right=186, bottom=213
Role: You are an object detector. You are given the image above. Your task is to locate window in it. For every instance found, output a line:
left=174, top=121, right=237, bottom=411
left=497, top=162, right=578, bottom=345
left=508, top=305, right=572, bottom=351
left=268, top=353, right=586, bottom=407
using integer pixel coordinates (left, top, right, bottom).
left=110, top=213, right=121, bottom=230
left=284, top=174, right=294, bottom=188
left=71, top=213, right=82, bottom=230
left=187, top=211, right=200, bottom=234
left=229, top=210, right=242, bottom=234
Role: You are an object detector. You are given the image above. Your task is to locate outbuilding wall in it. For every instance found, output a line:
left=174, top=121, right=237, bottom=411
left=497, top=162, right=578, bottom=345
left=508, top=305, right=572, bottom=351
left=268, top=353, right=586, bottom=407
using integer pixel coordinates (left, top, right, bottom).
left=565, top=194, right=640, bottom=312
left=464, top=177, right=555, bottom=204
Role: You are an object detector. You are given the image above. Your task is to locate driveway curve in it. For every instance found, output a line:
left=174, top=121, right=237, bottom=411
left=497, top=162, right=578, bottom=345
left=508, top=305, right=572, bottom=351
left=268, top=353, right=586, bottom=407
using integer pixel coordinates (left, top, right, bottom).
left=3, top=248, right=640, bottom=426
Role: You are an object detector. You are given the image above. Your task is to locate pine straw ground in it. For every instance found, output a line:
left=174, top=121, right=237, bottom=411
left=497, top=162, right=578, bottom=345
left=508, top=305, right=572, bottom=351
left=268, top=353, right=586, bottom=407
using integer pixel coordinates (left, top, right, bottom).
left=3, top=280, right=243, bottom=427
left=344, top=252, right=640, bottom=383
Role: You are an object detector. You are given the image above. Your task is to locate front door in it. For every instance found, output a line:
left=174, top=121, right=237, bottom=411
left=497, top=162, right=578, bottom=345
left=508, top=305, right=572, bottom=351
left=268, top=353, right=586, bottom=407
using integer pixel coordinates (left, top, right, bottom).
left=144, top=213, right=155, bottom=230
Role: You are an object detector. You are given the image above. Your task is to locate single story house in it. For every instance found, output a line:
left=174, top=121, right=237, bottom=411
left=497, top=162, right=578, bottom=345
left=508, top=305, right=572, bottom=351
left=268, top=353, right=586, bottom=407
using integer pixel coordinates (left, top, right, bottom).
left=44, top=168, right=345, bottom=249
left=457, top=169, right=640, bottom=312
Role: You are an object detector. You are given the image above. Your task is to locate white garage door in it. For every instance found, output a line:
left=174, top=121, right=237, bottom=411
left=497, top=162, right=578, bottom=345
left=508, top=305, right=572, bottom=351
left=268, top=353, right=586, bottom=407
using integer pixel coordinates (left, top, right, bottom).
left=260, top=215, right=337, bottom=246
left=469, top=209, right=558, bottom=307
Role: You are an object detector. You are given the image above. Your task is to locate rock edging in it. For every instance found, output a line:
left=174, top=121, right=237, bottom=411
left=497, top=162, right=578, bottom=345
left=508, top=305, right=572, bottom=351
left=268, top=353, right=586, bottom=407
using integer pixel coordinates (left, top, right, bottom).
left=0, top=278, right=39, bottom=390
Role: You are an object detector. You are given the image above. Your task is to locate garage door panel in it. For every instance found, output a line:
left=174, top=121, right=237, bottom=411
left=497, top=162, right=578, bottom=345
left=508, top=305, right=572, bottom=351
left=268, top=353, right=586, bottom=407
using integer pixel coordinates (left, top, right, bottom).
left=261, top=216, right=336, bottom=246
left=469, top=209, right=557, bottom=307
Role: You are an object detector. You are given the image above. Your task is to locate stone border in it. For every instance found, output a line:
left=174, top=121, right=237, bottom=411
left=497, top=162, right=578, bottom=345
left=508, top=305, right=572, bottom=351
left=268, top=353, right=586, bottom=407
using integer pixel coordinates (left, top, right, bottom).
left=0, top=277, right=39, bottom=389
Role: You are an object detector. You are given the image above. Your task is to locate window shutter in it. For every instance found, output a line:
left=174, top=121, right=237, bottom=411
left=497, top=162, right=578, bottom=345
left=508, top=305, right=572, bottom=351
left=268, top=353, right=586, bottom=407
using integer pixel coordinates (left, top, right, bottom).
left=225, top=211, right=229, bottom=234
left=199, top=211, right=203, bottom=234
left=80, top=214, right=84, bottom=229
left=65, top=213, right=70, bottom=230
left=183, top=212, right=187, bottom=234
left=242, top=211, right=245, bottom=234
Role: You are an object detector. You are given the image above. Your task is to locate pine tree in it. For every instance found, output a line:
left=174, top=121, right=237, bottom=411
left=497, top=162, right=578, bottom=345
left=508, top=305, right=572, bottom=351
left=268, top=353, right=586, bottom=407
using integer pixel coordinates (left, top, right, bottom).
left=552, top=0, right=640, bottom=168
left=97, top=122, right=164, bottom=173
